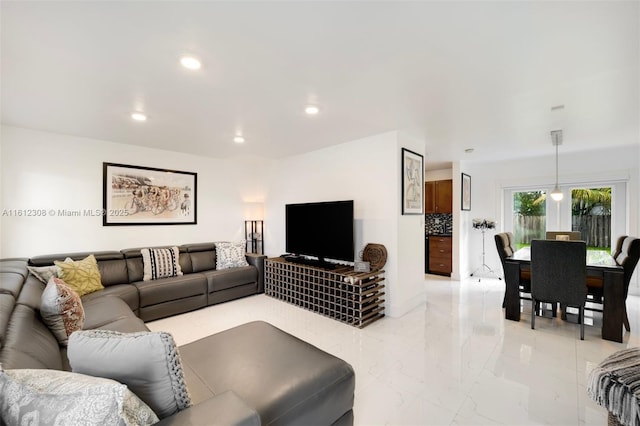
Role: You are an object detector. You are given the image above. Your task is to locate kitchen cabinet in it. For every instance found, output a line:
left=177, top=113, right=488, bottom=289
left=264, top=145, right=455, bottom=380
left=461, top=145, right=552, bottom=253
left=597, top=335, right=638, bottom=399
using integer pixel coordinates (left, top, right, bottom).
left=424, top=180, right=452, bottom=213
left=429, top=236, right=452, bottom=276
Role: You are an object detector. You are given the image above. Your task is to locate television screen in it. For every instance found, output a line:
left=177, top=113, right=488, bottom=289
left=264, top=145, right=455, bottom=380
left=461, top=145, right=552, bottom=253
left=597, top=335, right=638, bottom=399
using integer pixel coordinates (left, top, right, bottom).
left=286, top=200, right=354, bottom=262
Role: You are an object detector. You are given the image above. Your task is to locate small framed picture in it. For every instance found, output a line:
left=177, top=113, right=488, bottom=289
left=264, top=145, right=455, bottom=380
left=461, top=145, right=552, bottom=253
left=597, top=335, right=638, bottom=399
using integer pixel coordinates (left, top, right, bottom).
left=461, top=173, right=471, bottom=211
left=401, top=148, right=424, bottom=215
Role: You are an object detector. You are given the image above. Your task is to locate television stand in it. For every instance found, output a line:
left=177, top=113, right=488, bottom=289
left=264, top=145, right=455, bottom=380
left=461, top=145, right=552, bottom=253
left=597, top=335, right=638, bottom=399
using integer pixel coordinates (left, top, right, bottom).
left=264, top=257, right=385, bottom=328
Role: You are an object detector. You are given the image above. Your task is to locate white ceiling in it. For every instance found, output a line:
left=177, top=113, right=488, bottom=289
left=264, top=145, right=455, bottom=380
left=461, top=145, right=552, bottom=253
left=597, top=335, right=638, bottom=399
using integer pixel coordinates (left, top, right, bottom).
left=1, top=1, right=638, bottom=168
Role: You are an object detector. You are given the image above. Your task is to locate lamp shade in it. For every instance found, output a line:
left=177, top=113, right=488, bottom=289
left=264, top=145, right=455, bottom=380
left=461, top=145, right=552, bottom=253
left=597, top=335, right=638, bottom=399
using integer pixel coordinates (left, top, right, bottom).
left=550, top=187, right=563, bottom=201
left=243, top=203, right=264, bottom=221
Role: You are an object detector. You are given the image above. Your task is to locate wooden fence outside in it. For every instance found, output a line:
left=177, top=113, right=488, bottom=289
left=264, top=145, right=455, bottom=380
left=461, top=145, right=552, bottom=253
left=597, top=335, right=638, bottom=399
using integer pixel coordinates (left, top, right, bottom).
left=513, top=215, right=611, bottom=248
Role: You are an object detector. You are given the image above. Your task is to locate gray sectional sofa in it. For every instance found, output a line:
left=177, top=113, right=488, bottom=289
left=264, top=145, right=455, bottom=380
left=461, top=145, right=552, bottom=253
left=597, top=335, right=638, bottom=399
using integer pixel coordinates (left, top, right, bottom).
left=0, top=242, right=356, bottom=425
left=27, top=242, right=265, bottom=322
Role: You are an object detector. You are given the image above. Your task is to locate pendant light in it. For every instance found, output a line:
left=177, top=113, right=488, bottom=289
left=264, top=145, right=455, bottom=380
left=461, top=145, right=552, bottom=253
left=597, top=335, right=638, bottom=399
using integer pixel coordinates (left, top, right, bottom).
left=550, top=130, right=563, bottom=201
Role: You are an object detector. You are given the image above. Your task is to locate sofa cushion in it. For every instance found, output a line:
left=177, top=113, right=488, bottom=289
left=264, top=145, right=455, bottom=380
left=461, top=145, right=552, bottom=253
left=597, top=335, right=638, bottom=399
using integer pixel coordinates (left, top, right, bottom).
left=81, top=296, right=147, bottom=332
left=215, top=241, right=249, bottom=270
left=0, top=259, right=29, bottom=278
left=189, top=250, right=216, bottom=273
left=181, top=243, right=217, bottom=272
left=0, top=304, right=63, bottom=370
left=142, top=247, right=183, bottom=281
left=96, top=257, right=130, bottom=286
left=0, top=294, right=14, bottom=349
left=203, top=266, right=258, bottom=293
left=54, top=255, right=104, bottom=297
left=81, top=283, right=140, bottom=313
left=40, top=277, right=85, bottom=346
left=68, top=330, right=191, bottom=420
left=0, top=368, right=158, bottom=426
left=15, top=275, right=46, bottom=309
left=135, top=274, right=207, bottom=308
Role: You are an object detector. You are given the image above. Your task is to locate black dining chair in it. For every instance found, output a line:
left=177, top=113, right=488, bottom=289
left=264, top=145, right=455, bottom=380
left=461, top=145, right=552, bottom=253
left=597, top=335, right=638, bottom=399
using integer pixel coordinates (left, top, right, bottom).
left=495, top=232, right=531, bottom=307
left=531, top=239, right=587, bottom=340
left=587, top=236, right=640, bottom=332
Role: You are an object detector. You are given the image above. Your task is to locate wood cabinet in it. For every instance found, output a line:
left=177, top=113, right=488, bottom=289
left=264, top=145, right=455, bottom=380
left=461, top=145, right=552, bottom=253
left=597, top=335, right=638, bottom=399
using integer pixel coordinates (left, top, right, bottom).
left=429, top=236, right=452, bottom=275
left=425, top=179, right=452, bottom=213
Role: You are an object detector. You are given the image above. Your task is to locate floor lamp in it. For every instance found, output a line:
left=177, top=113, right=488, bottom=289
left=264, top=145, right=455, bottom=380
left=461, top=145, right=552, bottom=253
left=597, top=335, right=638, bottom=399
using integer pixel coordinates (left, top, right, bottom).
left=244, top=220, right=264, bottom=255
left=470, top=218, right=500, bottom=281
left=244, top=202, right=264, bottom=255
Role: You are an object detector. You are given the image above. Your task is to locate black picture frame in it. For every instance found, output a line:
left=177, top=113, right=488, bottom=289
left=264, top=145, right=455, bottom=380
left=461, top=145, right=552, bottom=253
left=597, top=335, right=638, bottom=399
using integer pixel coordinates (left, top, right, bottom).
left=103, top=162, right=197, bottom=226
left=401, top=148, right=424, bottom=215
left=461, top=173, right=471, bottom=211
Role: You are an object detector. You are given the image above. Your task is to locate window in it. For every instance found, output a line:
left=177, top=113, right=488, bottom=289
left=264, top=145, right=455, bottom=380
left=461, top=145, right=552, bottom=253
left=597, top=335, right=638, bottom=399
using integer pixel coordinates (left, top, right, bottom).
left=508, top=190, right=547, bottom=249
left=571, top=187, right=612, bottom=251
left=504, top=181, right=626, bottom=251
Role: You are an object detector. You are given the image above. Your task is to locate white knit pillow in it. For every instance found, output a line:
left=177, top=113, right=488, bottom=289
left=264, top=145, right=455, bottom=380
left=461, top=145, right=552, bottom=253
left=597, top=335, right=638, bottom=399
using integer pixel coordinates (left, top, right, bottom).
left=215, top=241, right=249, bottom=270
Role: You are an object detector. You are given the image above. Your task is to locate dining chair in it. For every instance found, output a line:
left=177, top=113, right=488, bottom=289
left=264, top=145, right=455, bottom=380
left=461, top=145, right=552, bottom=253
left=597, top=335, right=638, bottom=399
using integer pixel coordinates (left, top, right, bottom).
left=587, top=236, right=640, bottom=332
left=531, top=239, right=587, bottom=340
left=545, top=231, right=582, bottom=241
left=495, top=232, right=531, bottom=307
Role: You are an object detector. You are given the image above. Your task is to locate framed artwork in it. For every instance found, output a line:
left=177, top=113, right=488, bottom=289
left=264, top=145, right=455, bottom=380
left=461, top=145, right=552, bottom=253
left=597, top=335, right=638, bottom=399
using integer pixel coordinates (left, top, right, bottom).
left=461, top=173, right=471, bottom=211
left=401, top=148, right=424, bottom=215
left=103, top=162, right=197, bottom=226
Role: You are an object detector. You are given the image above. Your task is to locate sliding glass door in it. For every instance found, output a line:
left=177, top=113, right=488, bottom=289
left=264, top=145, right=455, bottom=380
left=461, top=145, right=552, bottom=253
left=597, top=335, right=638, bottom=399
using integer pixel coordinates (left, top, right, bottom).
left=507, top=190, right=547, bottom=249
left=571, top=187, right=612, bottom=251
left=504, top=181, right=626, bottom=252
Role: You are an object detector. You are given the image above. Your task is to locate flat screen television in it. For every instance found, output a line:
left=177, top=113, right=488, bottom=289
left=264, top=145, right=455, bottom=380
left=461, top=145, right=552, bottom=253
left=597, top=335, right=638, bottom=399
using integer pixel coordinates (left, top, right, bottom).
left=286, top=200, right=354, bottom=265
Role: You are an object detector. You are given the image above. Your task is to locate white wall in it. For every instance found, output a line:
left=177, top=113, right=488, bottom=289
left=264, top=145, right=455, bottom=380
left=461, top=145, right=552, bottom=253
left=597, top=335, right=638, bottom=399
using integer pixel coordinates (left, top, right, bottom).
left=267, top=131, right=426, bottom=317
left=1, top=126, right=427, bottom=317
left=425, top=168, right=453, bottom=181
left=459, top=144, right=639, bottom=288
left=397, top=132, right=429, bottom=316
left=0, top=126, right=270, bottom=257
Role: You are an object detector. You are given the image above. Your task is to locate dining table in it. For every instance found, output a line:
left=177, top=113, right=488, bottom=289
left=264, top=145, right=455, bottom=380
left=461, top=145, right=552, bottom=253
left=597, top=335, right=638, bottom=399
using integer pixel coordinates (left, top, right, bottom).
left=503, top=247, right=625, bottom=342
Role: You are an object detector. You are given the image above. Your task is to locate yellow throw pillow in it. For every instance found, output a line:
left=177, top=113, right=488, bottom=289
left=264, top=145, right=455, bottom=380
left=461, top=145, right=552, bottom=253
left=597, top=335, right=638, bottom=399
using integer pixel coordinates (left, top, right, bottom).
left=54, top=254, right=103, bottom=297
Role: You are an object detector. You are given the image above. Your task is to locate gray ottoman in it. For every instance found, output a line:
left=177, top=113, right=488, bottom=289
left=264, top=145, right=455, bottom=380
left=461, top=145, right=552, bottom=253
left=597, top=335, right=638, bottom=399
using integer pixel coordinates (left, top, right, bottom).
left=177, top=321, right=355, bottom=425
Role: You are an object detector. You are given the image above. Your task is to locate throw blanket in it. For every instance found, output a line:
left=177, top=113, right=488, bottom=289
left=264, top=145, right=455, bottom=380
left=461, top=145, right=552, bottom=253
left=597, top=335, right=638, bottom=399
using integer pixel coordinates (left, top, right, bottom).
left=588, top=347, right=640, bottom=426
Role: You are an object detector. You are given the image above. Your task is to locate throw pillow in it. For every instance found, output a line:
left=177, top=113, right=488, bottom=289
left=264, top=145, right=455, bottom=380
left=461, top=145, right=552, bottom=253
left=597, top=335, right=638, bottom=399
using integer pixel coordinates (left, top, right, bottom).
left=68, top=330, right=191, bottom=419
left=0, top=369, right=158, bottom=426
left=215, top=241, right=249, bottom=270
left=27, top=264, right=59, bottom=284
left=40, top=277, right=85, bottom=346
left=54, top=254, right=103, bottom=296
left=141, top=246, right=183, bottom=281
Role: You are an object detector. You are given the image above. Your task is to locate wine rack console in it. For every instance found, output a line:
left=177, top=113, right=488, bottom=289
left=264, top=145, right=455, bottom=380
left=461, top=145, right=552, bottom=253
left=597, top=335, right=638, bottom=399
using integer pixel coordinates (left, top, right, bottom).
left=264, top=258, right=385, bottom=328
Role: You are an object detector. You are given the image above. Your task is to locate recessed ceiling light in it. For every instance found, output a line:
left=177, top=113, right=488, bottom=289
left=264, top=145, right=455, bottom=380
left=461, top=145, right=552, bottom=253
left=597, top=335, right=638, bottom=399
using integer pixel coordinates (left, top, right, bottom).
left=464, top=148, right=474, bottom=154
left=234, top=136, right=245, bottom=144
left=305, top=105, right=319, bottom=115
left=131, top=112, right=147, bottom=122
left=180, top=56, right=202, bottom=70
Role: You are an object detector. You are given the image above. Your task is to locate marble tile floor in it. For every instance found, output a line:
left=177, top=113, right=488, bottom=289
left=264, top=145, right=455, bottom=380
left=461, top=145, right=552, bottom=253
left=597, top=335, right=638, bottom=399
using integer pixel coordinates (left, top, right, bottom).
left=147, top=276, right=640, bottom=425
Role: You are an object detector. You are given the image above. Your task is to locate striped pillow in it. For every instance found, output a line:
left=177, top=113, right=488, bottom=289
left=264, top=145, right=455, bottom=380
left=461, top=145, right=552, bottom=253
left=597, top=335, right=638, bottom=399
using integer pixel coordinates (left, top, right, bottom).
left=141, top=247, right=183, bottom=281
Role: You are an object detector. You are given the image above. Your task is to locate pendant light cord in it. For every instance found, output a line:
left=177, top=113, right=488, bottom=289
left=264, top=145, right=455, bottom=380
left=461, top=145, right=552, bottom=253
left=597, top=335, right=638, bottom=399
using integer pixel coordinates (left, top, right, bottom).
left=555, top=140, right=559, bottom=187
